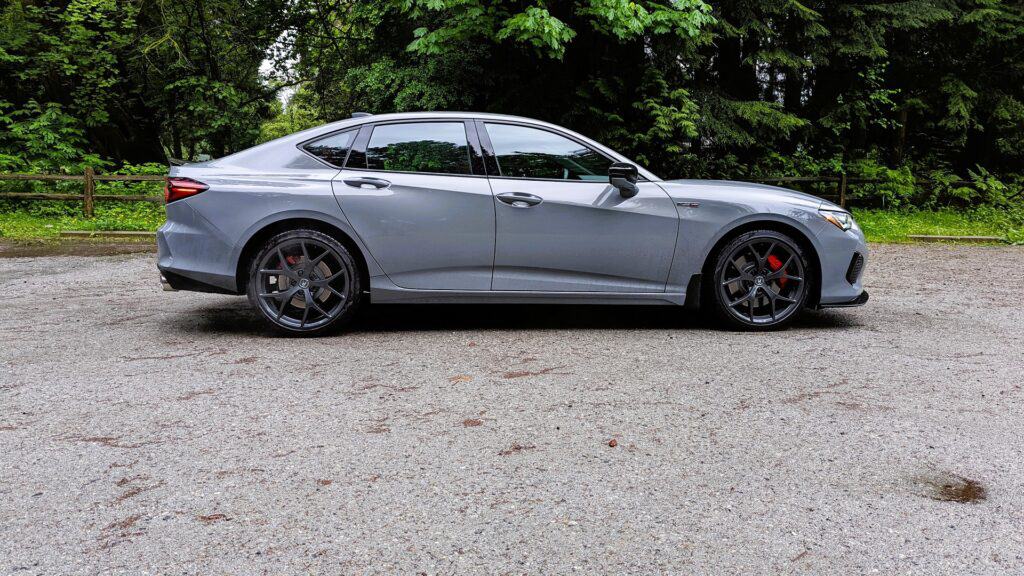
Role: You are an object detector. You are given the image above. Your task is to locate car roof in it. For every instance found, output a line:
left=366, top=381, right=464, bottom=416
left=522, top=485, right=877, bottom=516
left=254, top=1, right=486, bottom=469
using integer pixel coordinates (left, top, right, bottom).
left=199, top=111, right=660, bottom=181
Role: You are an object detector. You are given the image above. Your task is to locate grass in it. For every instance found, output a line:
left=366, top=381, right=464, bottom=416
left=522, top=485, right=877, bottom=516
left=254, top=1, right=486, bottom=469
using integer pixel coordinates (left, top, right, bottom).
left=0, top=200, right=163, bottom=239
left=1, top=200, right=1022, bottom=245
left=852, top=205, right=1024, bottom=244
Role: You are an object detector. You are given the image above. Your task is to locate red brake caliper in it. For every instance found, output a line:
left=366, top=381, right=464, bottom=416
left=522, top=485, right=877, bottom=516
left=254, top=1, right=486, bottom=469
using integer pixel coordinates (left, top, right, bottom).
left=766, top=254, right=787, bottom=287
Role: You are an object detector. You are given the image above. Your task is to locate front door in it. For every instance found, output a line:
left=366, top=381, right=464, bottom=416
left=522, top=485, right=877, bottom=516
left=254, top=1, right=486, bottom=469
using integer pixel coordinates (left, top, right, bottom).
left=331, top=120, right=495, bottom=290
left=481, top=122, right=678, bottom=292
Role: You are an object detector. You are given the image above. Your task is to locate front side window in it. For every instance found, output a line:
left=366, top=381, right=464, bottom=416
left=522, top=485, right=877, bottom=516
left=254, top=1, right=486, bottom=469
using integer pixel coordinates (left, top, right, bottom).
left=363, top=122, right=472, bottom=175
left=485, top=123, right=612, bottom=181
left=303, top=130, right=357, bottom=167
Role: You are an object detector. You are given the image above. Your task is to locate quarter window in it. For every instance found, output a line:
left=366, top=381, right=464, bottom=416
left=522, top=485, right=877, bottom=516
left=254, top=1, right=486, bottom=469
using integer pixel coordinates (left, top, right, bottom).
left=363, top=122, right=472, bottom=175
left=302, top=130, right=357, bottom=167
left=484, top=123, right=612, bottom=181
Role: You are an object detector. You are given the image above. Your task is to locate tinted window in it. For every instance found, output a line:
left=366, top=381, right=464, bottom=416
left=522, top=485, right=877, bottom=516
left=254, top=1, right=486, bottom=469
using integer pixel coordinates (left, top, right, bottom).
left=303, top=130, right=356, bottom=167
left=364, top=122, right=472, bottom=175
left=485, top=123, right=611, bottom=181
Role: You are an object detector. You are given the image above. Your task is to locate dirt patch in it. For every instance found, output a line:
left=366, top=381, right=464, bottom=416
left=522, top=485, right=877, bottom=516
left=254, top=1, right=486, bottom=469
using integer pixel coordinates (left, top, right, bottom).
left=917, top=472, right=987, bottom=503
left=98, top=515, right=144, bottom=550
left=502, top=366, right=569, bottom=379
left=498, top=442, right=536, bottom=456
left=462, top=418, right=484, bottom=427
left=0, top=240, right=155, bottom=258
left=62, top=434, right=158, bottom=449
left=197, top=513, right=230, bottom=524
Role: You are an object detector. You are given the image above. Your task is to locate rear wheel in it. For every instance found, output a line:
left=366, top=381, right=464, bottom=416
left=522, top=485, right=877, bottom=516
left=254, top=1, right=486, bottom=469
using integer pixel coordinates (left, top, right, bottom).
left=246, top=229, right=362, bottom=335
left=709, top=230, right=810, bottom=330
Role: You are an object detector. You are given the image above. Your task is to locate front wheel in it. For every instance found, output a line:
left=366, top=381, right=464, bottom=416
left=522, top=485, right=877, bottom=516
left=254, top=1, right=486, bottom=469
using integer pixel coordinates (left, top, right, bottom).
left=709, top=230, right=811, bottom=330
left=246, top=229, right=362, bottom=335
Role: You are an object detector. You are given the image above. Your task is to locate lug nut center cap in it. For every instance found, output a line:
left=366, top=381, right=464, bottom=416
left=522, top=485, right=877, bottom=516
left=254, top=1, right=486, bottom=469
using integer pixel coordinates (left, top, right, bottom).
left=298, top=278, right=310, bottom=289
left=755, top=276, right=765, bottom=286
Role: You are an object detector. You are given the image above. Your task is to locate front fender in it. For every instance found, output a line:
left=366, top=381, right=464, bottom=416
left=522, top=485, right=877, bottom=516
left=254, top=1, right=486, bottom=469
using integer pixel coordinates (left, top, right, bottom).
left=658, top=183, right=827, bottom=293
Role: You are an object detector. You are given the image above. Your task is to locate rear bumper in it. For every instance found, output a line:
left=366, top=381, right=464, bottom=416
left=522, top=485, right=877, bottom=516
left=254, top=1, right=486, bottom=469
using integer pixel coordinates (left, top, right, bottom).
left=158, top=268, right=236, bottom=294
left=157, top=199, right=239, bottom=293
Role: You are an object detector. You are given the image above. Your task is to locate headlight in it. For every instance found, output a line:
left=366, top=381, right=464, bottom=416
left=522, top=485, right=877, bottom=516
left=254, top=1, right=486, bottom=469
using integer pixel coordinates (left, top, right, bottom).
left=820, top=208, right=854, bottom=231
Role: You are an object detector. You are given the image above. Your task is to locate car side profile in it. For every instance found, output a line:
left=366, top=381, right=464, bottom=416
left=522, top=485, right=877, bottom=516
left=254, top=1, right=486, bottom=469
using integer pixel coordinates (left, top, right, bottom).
left=158, top=111, right=868, bottom=334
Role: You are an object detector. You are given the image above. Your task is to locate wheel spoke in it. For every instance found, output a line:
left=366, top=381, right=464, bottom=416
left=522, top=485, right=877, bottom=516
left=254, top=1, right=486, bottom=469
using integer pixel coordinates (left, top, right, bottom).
left=309, top=249, right=331, bottom=267
left=728, top=286, right=756, bottom=308
left=766, top=255, right=795, bottom=279
left=300, top=304, right=310, bottom=327
left=314, top=267, right=346, bottom=285
left=309, top=298, right=333, bottom=320
left=276, top=248, right=298, bottom=279
left=766, top=286, right=796, bottom=304
left=275, top=288, right=295, bottom=320
left=763, top=287, right=778, bottom=320
left=325, top=285, right=347, bottom=301
left=748, top=244, right=763, bottom=267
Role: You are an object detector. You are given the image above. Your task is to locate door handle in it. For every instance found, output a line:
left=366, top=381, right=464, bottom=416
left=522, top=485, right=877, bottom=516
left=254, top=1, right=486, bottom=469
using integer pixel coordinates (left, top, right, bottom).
left=496, top=192, right=543, bottom=208
left=343, top=177, right=391, bottom=189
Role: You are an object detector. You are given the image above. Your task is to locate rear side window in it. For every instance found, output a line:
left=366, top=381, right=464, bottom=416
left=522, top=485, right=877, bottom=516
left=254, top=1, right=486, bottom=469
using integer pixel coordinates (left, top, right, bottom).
left=303, top=130, right=357, bottom=167
left=363, top=122, right=472, bottom=175
left=484, top=123, right=611, bottom=181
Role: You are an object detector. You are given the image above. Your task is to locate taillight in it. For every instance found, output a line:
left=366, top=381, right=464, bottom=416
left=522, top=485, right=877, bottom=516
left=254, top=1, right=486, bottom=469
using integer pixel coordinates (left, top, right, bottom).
left=164, top=177, right=209, bottom=203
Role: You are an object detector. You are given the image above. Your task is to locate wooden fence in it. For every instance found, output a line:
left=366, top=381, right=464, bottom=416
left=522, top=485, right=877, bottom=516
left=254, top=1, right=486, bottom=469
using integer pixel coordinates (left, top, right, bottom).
left=0, top=169, right=999, bottom=218
left=0, top=168, right=164, bottom=217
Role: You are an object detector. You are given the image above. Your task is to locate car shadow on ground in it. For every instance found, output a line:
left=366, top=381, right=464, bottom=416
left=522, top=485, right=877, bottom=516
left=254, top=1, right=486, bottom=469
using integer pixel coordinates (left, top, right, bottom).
left=167, top=298, right=861, bottom=336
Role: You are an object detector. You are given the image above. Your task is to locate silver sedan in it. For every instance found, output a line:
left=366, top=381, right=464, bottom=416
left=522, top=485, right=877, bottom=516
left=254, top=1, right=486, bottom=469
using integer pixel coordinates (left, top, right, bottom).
left=158, top=112, right=868, bottom=334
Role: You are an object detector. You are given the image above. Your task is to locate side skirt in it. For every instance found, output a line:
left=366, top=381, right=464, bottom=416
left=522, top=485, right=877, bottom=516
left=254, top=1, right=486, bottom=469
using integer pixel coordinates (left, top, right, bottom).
left=370, top=276, right=686, bottom=306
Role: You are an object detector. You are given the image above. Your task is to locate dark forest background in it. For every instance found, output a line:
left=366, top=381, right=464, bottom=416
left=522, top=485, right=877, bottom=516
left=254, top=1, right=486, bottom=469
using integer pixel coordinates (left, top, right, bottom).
left=3, top=0, right=1023, bottom=206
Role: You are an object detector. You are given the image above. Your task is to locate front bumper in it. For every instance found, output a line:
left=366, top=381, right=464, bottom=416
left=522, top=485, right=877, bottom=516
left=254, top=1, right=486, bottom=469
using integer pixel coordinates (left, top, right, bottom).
left=815, top=221, right=869, bottom=307
left=819, top=290, right=869, bottom=308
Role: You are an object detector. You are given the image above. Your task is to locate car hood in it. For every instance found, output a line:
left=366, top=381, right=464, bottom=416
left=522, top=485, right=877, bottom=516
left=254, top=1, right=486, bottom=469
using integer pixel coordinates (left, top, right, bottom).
left=660, top=179, right=842, bottom=211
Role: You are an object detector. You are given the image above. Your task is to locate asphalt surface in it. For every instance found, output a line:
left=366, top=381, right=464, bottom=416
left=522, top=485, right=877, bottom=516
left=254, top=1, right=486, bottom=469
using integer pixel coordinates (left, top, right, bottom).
left=1, top=244, right=1023, bottom=575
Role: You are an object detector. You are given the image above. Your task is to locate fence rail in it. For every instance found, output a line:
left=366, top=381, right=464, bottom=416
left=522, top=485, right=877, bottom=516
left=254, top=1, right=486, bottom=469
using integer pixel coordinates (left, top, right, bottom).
left=0, top=168, right=164, bottom=217
left=0, top=169, right=999, bottom=218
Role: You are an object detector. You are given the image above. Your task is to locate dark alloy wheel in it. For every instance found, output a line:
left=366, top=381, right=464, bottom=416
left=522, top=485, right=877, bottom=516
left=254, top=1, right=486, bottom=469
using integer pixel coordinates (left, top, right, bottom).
left=710, top=230, right=811, bottom=330
left=247, top=229, right=362, bottom=335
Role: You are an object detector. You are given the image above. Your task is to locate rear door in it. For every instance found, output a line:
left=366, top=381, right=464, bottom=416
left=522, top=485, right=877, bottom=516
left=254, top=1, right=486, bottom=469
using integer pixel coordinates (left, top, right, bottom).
left=327, top=120, right=495, bottom=290
left=480, top=121, right=678, bottom=292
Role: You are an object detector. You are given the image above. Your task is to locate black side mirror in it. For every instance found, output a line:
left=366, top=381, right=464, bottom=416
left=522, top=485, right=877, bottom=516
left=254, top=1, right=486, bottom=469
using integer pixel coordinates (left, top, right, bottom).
left=609, top=162, right=639, bottom=198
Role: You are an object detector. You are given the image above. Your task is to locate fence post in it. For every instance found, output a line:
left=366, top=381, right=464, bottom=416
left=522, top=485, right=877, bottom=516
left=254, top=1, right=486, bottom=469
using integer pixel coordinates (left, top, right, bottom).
left=838, top=173, right=848, bottom=208
left=83, top=166, right=95, bottom=218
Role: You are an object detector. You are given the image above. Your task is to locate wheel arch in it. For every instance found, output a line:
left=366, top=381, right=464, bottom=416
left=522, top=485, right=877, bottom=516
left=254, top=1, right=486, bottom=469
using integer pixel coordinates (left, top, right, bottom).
left=698, top=217, right=823, bottom=309
left=234, top=214, right=372, bottom=296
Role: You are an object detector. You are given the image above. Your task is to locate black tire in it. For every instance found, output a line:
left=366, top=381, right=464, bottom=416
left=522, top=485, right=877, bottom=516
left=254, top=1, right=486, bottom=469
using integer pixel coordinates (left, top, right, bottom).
left=708, top=229, right=812, bottom=330
left=246, top=229, right=363, bottom=336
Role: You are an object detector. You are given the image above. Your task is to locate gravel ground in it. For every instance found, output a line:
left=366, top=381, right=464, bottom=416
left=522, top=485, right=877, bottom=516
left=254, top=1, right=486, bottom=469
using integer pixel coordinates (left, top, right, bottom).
left=2, top=243, right=1023, bottom=575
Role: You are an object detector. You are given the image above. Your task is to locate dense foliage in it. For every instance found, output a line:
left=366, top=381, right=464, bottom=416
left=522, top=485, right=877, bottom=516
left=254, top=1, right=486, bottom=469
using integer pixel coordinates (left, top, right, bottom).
left=2, top=0, right=1023, bottom=201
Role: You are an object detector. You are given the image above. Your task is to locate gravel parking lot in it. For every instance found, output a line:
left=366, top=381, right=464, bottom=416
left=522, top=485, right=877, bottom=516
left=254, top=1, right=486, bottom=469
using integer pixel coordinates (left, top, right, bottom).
left=2, top=243, right=1023, bottom=575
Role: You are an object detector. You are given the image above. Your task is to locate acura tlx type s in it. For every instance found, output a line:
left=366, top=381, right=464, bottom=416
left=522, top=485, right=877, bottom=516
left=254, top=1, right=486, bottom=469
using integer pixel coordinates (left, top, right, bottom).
left=158, top=112, right=868, bottom=335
